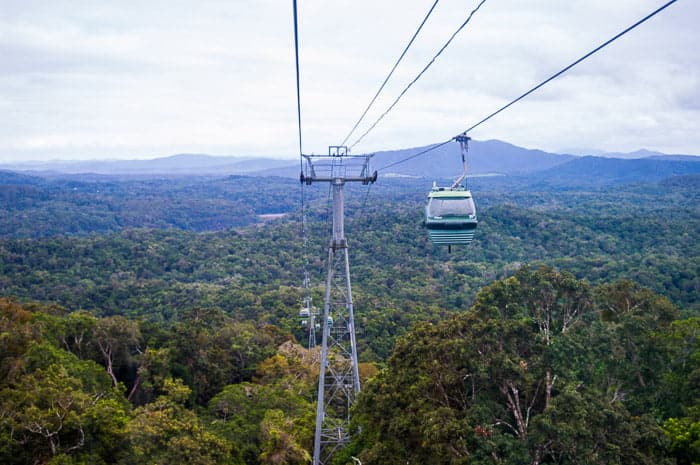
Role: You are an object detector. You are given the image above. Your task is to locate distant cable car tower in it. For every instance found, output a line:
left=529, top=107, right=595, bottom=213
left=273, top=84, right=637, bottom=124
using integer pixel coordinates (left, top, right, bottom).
left=299, top=271, right=319, bottom=349
left=301, top=146, right=377, bottom=465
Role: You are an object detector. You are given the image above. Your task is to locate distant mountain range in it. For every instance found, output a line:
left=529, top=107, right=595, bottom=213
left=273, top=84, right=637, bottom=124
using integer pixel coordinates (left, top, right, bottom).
left=0, top=154, right=293, bottom=176
left=370, top=139, right=575, bottom=177
left=0, top=140, right=697, bottom=183
left=561, top=147, right=699, bottom=160
left=524, top=156, right=700, bottom=187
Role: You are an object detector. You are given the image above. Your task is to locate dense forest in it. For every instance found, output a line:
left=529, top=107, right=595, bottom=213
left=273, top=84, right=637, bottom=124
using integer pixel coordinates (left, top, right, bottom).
left=0, top=168, right=698, bottom=464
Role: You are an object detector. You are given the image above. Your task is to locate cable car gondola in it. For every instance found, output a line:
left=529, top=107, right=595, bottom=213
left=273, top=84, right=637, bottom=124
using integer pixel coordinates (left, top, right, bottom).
left=425, top=185, right=477, bottom=245
left=424, top=134, right=477, bottom=250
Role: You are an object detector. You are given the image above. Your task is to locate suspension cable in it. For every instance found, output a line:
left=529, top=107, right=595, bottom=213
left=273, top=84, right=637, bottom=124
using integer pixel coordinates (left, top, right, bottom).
left=461, top=0, right=678, bottom=135
left=292, top=0, right=303, bottom=160
left=292, top=0, right=313, bottom=309
left=376, top=0, right=678, bottom=172
left=292, top=0, right=305, bottom=239
left=340, top=0, right=440, bottom=147
left=377, top=139, right=452, bottom=172
left=350, top=0, right=488, bottom=150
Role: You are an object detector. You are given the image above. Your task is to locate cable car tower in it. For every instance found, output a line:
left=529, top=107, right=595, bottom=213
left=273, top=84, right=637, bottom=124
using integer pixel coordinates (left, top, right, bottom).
left=299, top=271, right=319, bottom=349
left=301, top=146, right=377, bottom=465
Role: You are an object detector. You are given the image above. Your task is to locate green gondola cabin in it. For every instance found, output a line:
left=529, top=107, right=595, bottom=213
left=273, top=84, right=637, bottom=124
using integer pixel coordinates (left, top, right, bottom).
left=425, top=186, right=477, bottom=246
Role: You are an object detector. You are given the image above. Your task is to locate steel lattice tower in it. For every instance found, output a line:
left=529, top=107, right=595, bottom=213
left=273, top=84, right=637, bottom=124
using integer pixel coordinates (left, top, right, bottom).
left=301, top=147, right=376, bottom=465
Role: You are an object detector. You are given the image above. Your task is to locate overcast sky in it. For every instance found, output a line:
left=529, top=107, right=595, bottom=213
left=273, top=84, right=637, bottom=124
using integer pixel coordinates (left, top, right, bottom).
left=1, top=0, right=697, bottom=162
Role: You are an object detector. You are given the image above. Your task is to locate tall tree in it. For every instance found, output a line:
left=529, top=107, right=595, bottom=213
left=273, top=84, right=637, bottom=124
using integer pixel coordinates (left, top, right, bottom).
left=123, top=377, right=239, bottom=465
left=93, top=316, right=141, bottom=389
left=352, top=268, right=673, bottom=465
left=0, top=350, right=128, bottom=465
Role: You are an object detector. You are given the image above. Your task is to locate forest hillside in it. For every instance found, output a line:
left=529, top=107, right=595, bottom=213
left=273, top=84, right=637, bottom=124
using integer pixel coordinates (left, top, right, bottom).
left=0, top=160, right=698, bottom=464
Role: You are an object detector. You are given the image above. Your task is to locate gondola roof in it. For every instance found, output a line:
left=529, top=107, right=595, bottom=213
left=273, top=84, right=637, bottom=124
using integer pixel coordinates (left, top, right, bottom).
left=428, top=188, right=473, bottom=198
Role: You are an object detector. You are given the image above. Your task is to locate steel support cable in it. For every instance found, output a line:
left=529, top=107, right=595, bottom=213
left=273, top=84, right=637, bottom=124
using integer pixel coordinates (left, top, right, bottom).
left=377, top=0, right=679, bottom=172
left=377, top=139, right=452, bottom=172
left=460, top=0, right=679, bottom=136
left=350, top=0, right=488, bottom=150
left=292, top=0, right=306, bottom=228
left=292, top=0, right=303, bottom=160
left=292, top=0, right=312, bottom=292
left=340, top=0, right=440, bottom=147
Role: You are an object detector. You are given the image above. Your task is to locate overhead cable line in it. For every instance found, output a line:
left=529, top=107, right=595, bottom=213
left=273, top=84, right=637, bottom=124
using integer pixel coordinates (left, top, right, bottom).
left=339, top=0, right=440, bottom=147
left=350, top=0, right=488, bottom=150
left=292, top=0, right=305, bottom=234
left=292, top=0, right=303, bottom=160
left=377, top=0, right=679, bottom=172
left=460, top=0, right=679, bottom=136
left=292, top=0, right=313, bottom=308
left=378, top=139, right=453, bottom=172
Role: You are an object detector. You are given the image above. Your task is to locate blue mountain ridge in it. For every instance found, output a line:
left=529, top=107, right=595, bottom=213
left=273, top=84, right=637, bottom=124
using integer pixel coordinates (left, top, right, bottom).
left=0, top=140, right=697, bottom=183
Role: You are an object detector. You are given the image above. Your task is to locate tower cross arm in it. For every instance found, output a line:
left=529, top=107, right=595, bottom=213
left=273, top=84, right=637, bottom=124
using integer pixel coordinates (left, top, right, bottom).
left=301, top=150, right=377, bottom=185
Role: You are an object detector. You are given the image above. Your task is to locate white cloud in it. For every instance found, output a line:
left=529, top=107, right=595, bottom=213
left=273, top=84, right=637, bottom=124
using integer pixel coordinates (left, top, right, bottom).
left=0, top=0, right=698, bottom=162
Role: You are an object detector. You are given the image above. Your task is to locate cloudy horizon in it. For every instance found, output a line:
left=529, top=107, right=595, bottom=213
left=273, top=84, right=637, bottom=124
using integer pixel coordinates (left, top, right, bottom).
left=1, top=0, right=698, bottom=163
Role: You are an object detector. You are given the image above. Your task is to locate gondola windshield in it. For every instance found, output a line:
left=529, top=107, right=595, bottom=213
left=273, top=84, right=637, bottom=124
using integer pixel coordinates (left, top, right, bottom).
left=428, top=196, right=476, bottom=217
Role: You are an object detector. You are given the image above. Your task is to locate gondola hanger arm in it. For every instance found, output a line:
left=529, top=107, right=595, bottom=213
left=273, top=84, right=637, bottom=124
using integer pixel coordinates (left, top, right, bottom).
left=452, top=133, right=471, bottom=189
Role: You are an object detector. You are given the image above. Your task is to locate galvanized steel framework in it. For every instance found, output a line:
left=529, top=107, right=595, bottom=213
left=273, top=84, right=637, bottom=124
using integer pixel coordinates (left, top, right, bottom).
left=301, top=147, right=376, bottom=465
